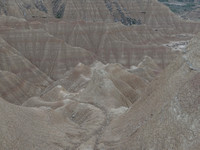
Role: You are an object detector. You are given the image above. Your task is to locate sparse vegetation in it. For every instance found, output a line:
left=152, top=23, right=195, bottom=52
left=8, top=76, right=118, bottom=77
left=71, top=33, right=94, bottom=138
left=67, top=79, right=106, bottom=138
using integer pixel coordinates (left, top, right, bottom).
left=158, top=0, right=197, bottom=14
left=166, top=2, right=195, bottom=13
left=52, top=0, right=65, bottom=18
left=105, top=0, right=141, bottom=25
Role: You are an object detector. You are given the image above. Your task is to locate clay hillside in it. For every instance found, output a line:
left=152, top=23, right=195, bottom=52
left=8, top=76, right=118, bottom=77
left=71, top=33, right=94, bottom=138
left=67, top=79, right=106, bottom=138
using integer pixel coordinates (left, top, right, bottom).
left=0, top=0, right=200, bottom=150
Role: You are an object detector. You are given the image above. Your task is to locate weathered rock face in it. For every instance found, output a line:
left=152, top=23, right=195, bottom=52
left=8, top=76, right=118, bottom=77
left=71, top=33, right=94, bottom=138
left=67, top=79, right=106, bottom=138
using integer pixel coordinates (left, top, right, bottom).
left=1, top=0, right=200, bottom=70
left=0, top=36, right=52, bottom=104
left=0, top=96, right=106, bottom=150
left=99, top=33, right=200, bottom=150
left=128, top=55, right=162, bottom=82
left=1, top=32, right=200, bottom=150
left=42, top=63, right=92, bottom=93
left=0, top=0, right=111, bottom=20
left=1, top=0, right=200, bottom=30
left=0, top=71, right=40, bottom=105
left=0, top=16, right=29, bottom=29
left=39, top=0, right=200, bottom=69
left=44, top=20, right=180, bottom=68
left=42, top=60, right=147, bottom=110
left=0, top=0, right=49, bottom=18
left=0, top=23, right=95, bottom=80
left=0, top=0, right=200, bottom=150
left=0, top=0, right=191, bottom=24
left=0, top=57, right=149, bottom=149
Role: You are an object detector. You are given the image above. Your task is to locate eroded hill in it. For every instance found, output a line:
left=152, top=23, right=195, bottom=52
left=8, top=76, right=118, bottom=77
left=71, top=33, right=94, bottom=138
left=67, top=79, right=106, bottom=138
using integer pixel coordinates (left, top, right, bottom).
left=0, top=0, right=200, bottom=150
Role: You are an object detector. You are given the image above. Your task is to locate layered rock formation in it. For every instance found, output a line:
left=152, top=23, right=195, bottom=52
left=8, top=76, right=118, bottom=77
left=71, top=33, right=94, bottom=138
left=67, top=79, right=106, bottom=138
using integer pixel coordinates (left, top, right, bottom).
left=0, top=16, right=95, bottom=80
left=0, top=36, right=52, bottom=104
left=0, top=0, right=200, bottom=150
left=0, top=96, right=105, bottom=150
left=0, top=32, right=199, bottom=149
left=99, top=32, right=200, bottom=150
left=128, top=55, right=162, bottom=82
left=1, top=0, right=200, bottom=70
left=0, top=55, right=153, bottom=150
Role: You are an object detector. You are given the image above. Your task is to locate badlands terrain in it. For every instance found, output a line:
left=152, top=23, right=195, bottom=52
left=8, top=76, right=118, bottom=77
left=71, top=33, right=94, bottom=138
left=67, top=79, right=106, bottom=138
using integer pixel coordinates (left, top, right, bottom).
left=0, top=0, right=200, bottom=150
left=159, top=0, right=200, bottom=21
